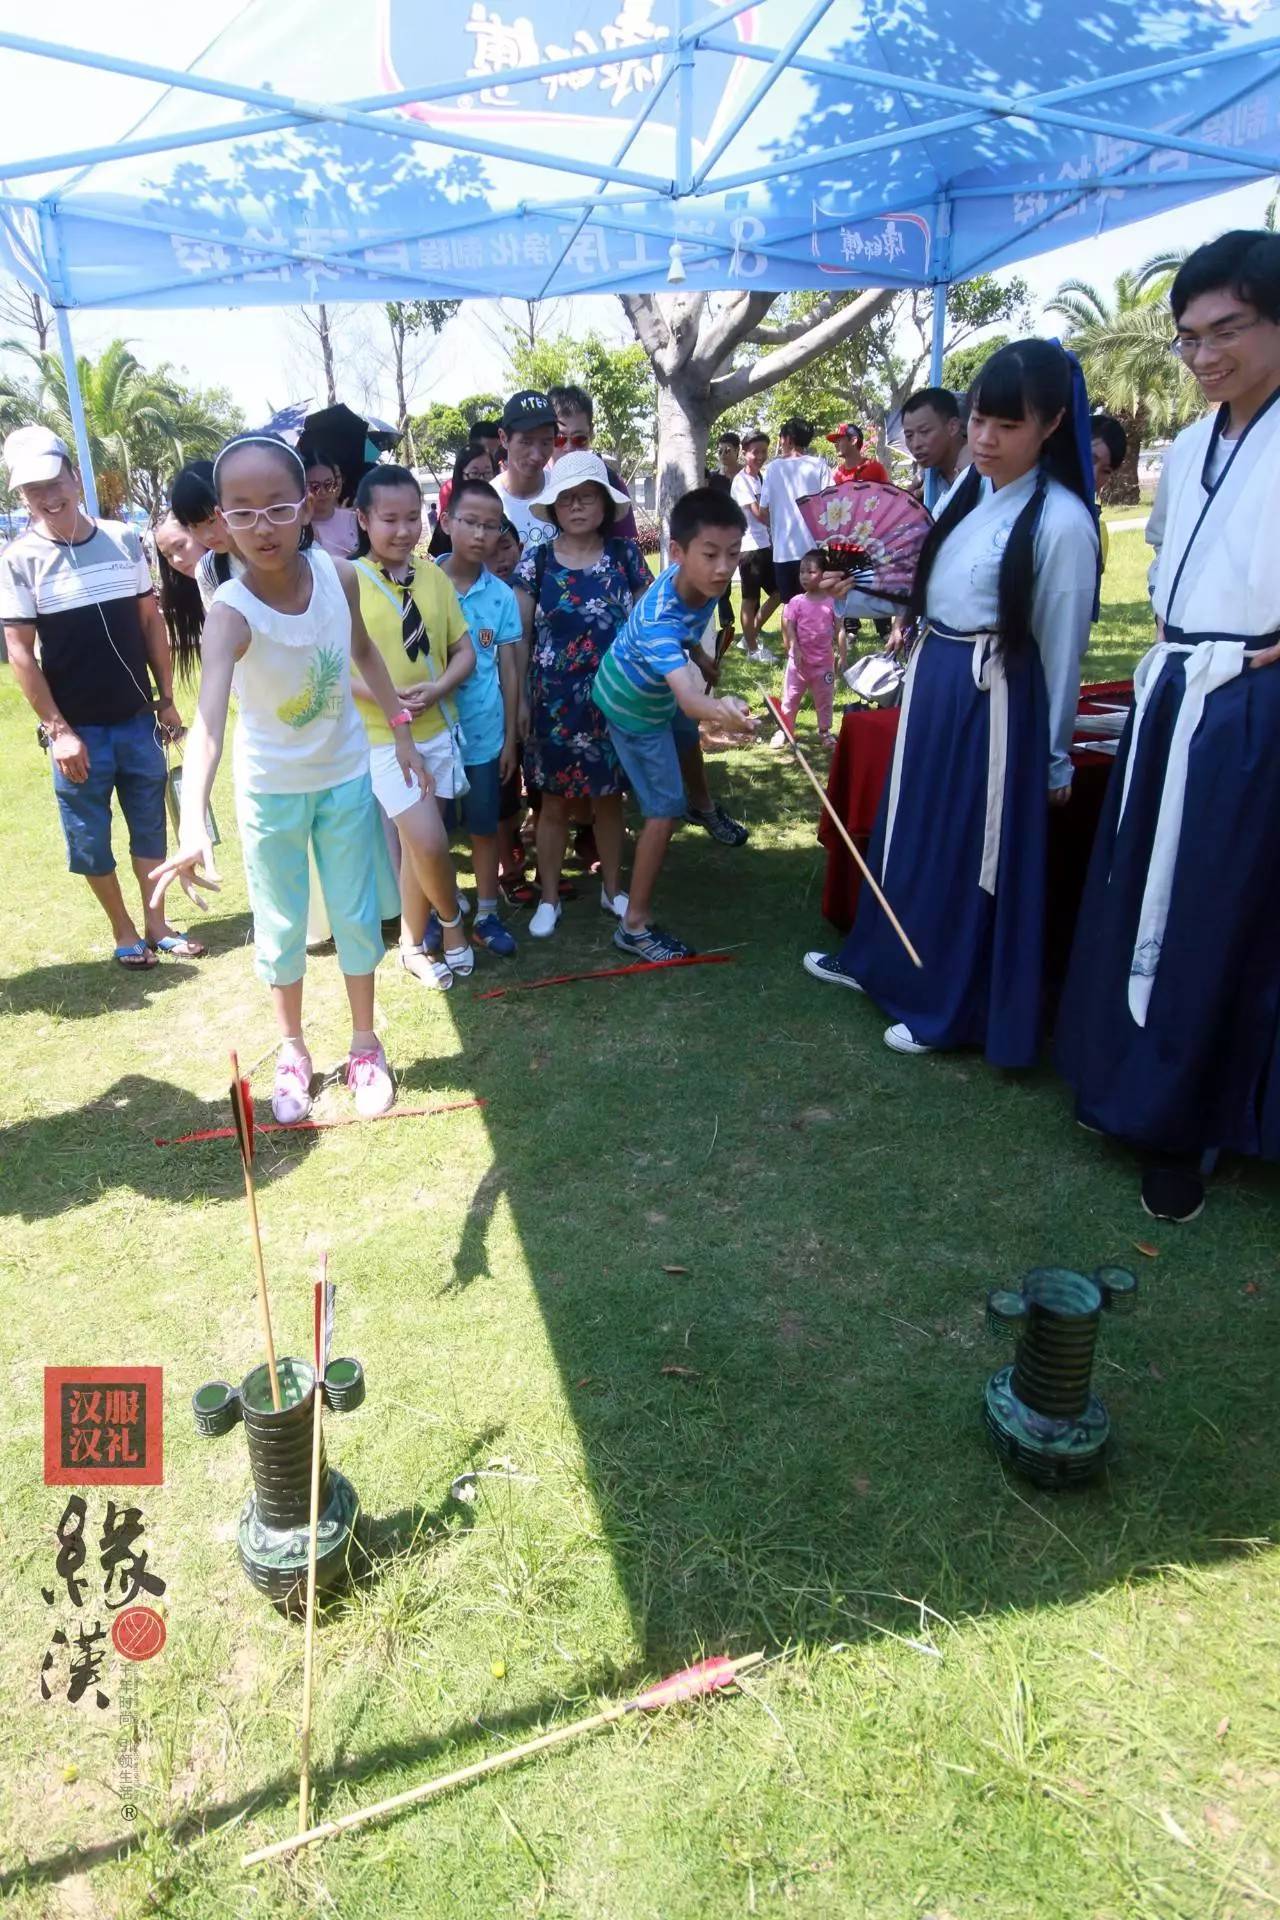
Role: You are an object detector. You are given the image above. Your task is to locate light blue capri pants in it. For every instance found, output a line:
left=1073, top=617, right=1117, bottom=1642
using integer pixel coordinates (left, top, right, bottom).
left=237, top=773, right=384, bottom=988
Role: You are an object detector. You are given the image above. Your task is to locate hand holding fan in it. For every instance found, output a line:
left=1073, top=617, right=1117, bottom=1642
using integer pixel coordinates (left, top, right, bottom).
left=798, top=480, right=932, bottom=604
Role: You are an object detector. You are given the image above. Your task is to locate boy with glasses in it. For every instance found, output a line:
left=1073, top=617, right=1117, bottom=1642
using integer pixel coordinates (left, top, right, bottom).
left=437, top=479, right=522, bottom=956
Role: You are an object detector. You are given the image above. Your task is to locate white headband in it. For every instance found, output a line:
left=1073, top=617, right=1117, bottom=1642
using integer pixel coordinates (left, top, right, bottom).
left=213, top=434, right=306, bottom=480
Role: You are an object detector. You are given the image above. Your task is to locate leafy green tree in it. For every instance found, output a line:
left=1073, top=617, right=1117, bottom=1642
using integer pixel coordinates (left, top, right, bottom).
left=0, top=338, right=241, bottom=516
left=1046, top=258, right=1200, bottom=502
left=942, top=334, right=1010, bottom=393
left=408, top=392, right=506, bottom=477
left=410, top=402, right=471, bottom=475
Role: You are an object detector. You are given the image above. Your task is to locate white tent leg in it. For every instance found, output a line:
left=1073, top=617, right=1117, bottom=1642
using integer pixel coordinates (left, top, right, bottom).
left=53, top=306, right=99, bottom=518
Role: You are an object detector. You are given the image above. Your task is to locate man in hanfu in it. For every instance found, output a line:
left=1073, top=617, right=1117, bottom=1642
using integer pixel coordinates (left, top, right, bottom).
left=1057, top=230, right=1280, bottom=1223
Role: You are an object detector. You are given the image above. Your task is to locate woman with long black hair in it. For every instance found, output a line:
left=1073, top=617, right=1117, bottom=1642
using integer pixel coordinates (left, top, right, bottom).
left=803, top=339, right=1099, bottom=1067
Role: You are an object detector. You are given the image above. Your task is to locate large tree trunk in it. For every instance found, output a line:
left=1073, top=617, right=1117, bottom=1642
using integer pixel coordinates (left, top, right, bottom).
left=655, top=379, right=710, bottom=529
left=318, top=304, right=337, bottom=406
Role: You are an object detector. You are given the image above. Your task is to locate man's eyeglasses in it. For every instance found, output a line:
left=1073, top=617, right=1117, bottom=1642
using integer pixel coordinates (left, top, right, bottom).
left=307, top=478, right=338, bottom=496
left=451, top=514, right=503, bottom=535
left=554, top=431, right=592, bottom=450
left=219, top=499, right=306, bottom=531
left=1169, top=318, right=1262, bottom=362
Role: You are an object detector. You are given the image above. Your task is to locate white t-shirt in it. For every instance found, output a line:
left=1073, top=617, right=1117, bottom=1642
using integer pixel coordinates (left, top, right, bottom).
left=759, top=454, right=831, bottom=562
left=216, top=548, right=370, bottom=796
left=494, top=474, right=546, bottom=546
left=731, top=469, right=771, bottom=553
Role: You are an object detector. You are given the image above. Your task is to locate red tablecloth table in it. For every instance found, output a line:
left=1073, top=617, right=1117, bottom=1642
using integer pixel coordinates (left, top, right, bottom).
left=818, top=680, right=1132, bottom=976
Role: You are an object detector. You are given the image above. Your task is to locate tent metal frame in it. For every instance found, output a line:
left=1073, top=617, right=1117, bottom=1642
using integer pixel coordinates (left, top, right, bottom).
left=0, top=2, right=1274, bottom=510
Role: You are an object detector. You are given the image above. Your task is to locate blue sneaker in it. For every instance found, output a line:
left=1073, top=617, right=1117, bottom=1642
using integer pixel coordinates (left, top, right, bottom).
left=613, top=923, right=695, bottom=962
left=473, top=912, right=517, bottom=957
left=802, top=951, right=863, bottom=991
left=424, top=910, right=442, bottom=954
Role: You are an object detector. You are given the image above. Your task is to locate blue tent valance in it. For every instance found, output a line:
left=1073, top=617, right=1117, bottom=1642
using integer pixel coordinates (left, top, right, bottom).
left=0, top=0, right=1278, bottom=313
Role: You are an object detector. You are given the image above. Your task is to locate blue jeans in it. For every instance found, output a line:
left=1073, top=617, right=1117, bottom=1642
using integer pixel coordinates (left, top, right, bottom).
left=51, top=712, right=166, bottom=876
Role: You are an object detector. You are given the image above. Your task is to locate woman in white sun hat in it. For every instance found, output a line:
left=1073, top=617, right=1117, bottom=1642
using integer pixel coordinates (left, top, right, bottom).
left=512, top=449, right=652, bottom=937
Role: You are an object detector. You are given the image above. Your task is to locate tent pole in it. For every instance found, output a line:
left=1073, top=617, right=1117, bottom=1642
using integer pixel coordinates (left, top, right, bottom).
left=53, top=307, right=98, bottom=519
left=925, top=200, right=951, bottom=511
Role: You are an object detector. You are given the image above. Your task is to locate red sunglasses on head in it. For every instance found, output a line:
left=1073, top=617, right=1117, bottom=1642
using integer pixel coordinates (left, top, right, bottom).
left=554, top=430, right=592, bottom=450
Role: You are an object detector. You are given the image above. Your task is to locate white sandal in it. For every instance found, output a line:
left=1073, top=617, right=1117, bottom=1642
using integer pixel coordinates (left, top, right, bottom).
left=400, top=942, right=453, bottom=990
left=438, top=907, right=474, bottom=979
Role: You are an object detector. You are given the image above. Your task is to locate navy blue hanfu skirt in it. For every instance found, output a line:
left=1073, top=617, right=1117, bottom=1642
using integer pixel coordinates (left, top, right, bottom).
left=839, top=629, right=1050, bottom=1067
left=1055, top=644, right=1280, bottom=1159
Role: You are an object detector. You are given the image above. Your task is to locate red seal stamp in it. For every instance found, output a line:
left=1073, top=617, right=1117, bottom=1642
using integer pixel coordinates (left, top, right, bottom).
left=111, top=1606, right=166, bottom=1662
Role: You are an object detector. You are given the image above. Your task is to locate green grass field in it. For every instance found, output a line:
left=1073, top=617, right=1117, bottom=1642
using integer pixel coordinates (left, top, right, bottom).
left=2, top=524, right=1277, bottom=1919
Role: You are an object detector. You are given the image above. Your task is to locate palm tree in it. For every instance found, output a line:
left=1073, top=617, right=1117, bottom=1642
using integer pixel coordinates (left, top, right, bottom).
left=1, top=338, right=190, bottom=515
left=1046, top=256, right=1201, bottom=503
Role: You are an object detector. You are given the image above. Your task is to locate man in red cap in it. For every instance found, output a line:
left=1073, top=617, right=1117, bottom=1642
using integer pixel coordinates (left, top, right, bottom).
left=827, top=423, right=889, bottom=486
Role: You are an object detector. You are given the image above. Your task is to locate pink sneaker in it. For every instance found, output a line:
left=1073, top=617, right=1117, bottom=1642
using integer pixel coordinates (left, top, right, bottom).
left=346, top=1042, right=394, bottom=1118
left=272, top=1053, right=313, bottom=1125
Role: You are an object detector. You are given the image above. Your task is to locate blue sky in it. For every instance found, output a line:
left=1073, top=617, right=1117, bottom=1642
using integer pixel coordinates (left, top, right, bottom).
left=0, top=1, right=1273, bottom=424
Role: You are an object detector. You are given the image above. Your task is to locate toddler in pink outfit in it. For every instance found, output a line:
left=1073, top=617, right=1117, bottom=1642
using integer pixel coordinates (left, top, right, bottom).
left=776, top=550, right=845, bottom=749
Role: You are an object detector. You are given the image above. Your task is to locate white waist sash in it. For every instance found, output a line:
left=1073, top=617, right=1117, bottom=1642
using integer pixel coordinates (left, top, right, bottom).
left=1117, top=637, right=1251, bottom=1025
left=882, top=623, right=1003, bottom=896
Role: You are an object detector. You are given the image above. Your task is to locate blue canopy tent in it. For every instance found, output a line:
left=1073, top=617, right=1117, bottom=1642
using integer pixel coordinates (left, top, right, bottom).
left=2, top=0, right=1279, bottom=511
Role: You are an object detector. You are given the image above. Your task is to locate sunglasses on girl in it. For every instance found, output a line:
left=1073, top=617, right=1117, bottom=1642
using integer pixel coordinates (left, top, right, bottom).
left=219, top=499, right=306, bottom=531
left=307, top=477, right=339, bottom=496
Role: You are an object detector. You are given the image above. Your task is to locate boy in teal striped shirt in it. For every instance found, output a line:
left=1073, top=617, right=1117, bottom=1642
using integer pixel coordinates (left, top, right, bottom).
left=593, top=487, right=757, bottom=961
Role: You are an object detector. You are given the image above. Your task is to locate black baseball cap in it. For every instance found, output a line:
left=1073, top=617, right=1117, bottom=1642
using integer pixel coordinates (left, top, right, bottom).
left=501, top=390, right=557, bottom=433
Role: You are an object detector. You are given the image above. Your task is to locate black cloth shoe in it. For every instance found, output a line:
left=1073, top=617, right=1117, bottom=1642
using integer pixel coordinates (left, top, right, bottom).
left=1140, top=1166, right=1206, bottom=1223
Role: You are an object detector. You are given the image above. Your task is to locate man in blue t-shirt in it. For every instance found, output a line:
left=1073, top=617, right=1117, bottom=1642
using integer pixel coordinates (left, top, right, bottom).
left=593, top=487, right=757, bottom=960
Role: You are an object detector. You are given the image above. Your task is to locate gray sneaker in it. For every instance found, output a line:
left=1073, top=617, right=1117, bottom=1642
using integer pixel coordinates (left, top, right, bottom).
left=613, top=923, right=696, bottom=962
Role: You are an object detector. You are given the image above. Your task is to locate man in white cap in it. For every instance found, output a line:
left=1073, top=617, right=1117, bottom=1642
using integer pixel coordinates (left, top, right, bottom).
left=0, top=426, right=203, bottom=968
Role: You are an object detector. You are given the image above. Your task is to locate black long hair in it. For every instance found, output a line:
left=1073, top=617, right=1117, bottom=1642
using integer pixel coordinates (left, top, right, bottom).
left=353, top=463, right=421, bottom=559
left=909, top=340, right=1090, bottom=660
left=159, top=462, right=220, bottom=679
left=154, top=544, right=205, bottom=682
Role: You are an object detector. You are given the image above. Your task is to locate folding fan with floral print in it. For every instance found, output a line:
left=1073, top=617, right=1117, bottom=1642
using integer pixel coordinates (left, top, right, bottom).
left=798, top=480, right=933, bottom=604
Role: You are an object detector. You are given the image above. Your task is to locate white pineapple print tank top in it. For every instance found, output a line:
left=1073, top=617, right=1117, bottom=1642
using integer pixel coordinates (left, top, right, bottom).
left=217, top=548, right=371, bottom=796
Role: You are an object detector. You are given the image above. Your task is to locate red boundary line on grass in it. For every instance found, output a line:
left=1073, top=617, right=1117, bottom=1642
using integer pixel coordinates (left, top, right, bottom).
left=155, top=1098, right=486, bottom=1147
left=474, top=954, right=735, bottom=1000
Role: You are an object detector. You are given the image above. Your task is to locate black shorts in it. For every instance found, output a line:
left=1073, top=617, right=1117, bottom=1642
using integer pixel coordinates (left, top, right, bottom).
left=773, top=558, right=803, bottom=604
left=738, top=548, right=776, bottom=602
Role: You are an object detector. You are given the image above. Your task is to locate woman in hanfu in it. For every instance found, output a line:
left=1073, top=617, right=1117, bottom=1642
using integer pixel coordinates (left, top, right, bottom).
left=803, top=339, right=1099, bottom=1067
left=1057, top=230, right=1280, bottom=1223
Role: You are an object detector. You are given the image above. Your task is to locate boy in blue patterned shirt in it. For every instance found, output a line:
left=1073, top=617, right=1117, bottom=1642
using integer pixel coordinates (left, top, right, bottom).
left=593, top=488, right=757, bottom=960
left=438, top=479, right=522, bottom=955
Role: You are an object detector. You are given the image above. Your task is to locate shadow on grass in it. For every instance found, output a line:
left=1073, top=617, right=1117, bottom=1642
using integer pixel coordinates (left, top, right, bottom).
left=0, top=1665, right=642, bottom=1897
left=0, top=1072, right=321, bottom=1220
left=0, top=914, right=255, bottom=1020
left=425, top=735, right=1280, bottom=1670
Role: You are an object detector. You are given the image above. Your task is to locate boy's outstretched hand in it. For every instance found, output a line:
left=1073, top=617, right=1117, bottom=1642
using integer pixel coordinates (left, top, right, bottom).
left=718, top=695, right=758, bottom=735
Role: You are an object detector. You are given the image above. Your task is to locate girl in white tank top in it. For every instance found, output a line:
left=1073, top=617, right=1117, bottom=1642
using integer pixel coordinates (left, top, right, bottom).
left=149, top=434, right=429, bottom=1126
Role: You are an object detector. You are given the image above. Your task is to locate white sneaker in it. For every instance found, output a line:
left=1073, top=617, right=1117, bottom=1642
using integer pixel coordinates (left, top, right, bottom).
left=600, top=885, right=628, bottom=919
left=754, top=643, right=778, bottom=664
left=884, top=1022, right=934, bottom=1055
left=271, top=1052, right=313, bottom=1125
left=529, top=900, right=562, bottom=938
left=769, top=728, right=788, bottom=750
left=347, top=1041, right=395, bottom=1117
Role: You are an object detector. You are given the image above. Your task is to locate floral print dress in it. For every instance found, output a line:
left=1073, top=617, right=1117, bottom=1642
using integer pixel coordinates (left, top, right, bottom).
left=515, top=535, right=651, bottom=797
